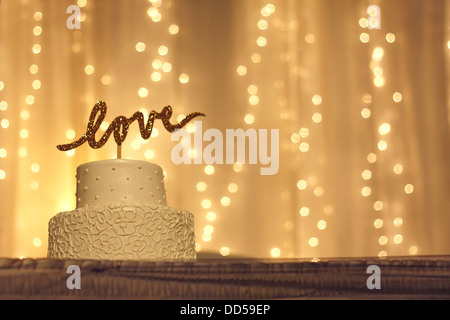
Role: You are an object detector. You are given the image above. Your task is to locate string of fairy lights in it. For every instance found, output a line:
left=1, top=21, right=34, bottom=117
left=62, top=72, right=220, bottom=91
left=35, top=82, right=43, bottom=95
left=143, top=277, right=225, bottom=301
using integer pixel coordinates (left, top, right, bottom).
left=359, top=8, right=417, bottom=257
left=1, top=0, right=448, bottom=258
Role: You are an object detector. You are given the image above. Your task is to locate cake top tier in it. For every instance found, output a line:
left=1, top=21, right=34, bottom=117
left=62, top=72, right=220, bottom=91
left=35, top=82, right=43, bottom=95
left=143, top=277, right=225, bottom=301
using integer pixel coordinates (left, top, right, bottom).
left=75, top=159, right=167, bottom=209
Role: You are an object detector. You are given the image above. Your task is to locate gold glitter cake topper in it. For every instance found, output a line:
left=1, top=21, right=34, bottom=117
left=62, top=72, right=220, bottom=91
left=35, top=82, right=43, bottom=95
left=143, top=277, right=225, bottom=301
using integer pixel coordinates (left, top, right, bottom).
left=57, top=101, right=205, bottom=158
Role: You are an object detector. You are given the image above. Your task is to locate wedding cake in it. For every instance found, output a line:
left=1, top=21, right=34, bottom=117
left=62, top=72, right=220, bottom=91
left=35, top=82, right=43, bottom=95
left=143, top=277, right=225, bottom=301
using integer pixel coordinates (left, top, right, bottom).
left=47, top=159, right=197, bottom=261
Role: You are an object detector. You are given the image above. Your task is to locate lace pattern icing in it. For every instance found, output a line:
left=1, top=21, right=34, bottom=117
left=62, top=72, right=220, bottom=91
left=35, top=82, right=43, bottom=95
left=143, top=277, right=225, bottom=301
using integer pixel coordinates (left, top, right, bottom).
left=47, top=203, right=196, bottom=261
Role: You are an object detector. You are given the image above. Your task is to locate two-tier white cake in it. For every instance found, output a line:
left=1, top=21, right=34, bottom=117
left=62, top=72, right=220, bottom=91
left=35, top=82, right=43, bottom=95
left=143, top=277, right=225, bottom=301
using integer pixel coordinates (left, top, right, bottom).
left=47, top=159, right=196, bottom=261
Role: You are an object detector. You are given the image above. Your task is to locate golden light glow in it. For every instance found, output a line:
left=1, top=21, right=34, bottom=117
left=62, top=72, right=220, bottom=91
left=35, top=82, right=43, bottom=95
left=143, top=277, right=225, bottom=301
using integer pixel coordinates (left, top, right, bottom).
left=29, top=64, right=38, bottom=74
left=394, top=217, right=403, bottom=227
left=25, top=95, right=34, bottom=105
left=0, top=101, right=7, bottom=111
left=299, top=142, right=309, bottom=152
left=244, top=114, right=255, bottom=124
left=201, top=199, right=212, bottom=209
left=135, top=42, right=146, bottom=52
left=220, top=247, right=230, bottom=256
left=393, top=234, right=403, bottom=244
left=367, top=153, right=377, bottom=163
left=362, top=169, right=372, bottom=180
left=138, top=87, right=148, bottom=98
left=270, top=247, right=281, bottom=258
left=1, top=119, right=9, bottom=129
left=0, top=81, right=4, bottom=90
left=378, top=123, right=391, bottom=135
left=101, top=75, right=111, bottom=85
left=372, top=47, right=384, bottom=61
left=18, top=148, right=28, bottom=157
left=0, top=170, right=5, bottom=180
left=195, top=243, right=201, bottom=252
left=144, top=149, right=155, bottom=159
left=373, top=200, right=383, bottom=211
left=0, top=148, right=6, bottom=158
left=404, top=184, right=414, bottom=194
left=377, top=140, right=387, bottom=151
left=378, top=235, right=388, bottom=245
left=359, top=18, right=368, bottom=28
left=251, top=53, right=261, bottom=63
left=312, top=112, right=322, bottom=123
left=374, top=77, right=384, bottom=87
left=297, top=180, right=307, bottom=190
left=361, top=108, right=371, bottom=119
left=77, top=0, right=87, bottom=7
left=204, top=165, right=215, bottom=175
left=305, top=33, right=315, bottom=44
left=179, top=73, right=189, bottom=84
left=393, top=92, right=402, bottom=102
left=33, top=12, right=43, bottom=22
left=66, top=129, right=76, bottom=140
left=30, top=163, right=40, bottom=173
left=152, top=59, right=162, bottom=69
left=32, top=79, right=41, bottom=90
left=409, top=246, right=418, bottom=255
left=247, top=85, right=258, bottom=95
left=233, top=162, right=243, bottom=172
left=204, top=225, right=214, bottom=234
left=308, top=237, right=319, bottom=247
left=257, top=19, right=268, bottom=30
left=314, top=186, right=324, bottom=197
left=30, top=181, right=39, bottom=190
left=290, top=133, right=300, bottom=143
left=361, top=186, right=371, bottom=197
left=317, top=220, right=327, bottom=230
left=378, top=251, right=387, bottom=258
left=32, top=44, right=41, bottom=55
left=249, top=95, right=259, bottom=105
left=312, top=94, right=322, bottom=105
left=33, top=26, right=42, bottom=36
left=299, top=207, right=310, bottom=217
left=220, top=196, right=231, bottom=207
left=20, top=129, right=29, bottom=139
left=158, top=45, right=168, bottom=56
left=394, top=163, right=403, bottom=174
left=360, top=33, right=369, bottom=43
left=374, top=219, right=383, bottom=229
left=206, top=211, right=216, bottom=222
left=299, top=127, right=309, bottom=138
left=168, top=24, right=179, bottom=34
left=32, top=237, right=42, bottom=247
left=66, top=150, right=75, bottom=157
left=151, top=71, right=162, bottom=82
left=84, top=64, right=94, bottom=75
left=386, top=33, right=396, bottom=43
left=196, top=182, right=207, bottom=192
left=162, top=62, right=172, bottom=72
left=256, top=36, right=267, bottom=47
left=236, top=65, right=247, bottom=76
left=201, top=233, right=211, bottom=242
left=228, top=183, right=238, bottom=193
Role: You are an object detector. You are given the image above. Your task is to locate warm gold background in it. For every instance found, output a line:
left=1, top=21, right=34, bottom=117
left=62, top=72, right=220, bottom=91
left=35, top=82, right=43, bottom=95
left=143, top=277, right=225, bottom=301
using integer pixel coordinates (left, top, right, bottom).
left=0, top=0, right=449, bottom=259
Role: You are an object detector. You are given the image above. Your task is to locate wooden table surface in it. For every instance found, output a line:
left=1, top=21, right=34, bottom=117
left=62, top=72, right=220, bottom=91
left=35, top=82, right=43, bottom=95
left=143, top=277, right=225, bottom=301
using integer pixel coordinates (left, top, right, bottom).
left=0, top=255, right=449, bottom=300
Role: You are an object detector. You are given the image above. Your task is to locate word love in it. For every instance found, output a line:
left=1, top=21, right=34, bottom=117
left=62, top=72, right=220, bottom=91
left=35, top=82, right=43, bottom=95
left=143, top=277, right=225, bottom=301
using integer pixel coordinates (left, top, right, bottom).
left=57, top=101, right=205, bottom=151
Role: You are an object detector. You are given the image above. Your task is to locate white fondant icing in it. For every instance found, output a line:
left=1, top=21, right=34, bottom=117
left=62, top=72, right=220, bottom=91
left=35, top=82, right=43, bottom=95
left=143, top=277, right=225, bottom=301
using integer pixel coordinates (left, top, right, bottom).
left=76, top=159, right=167, bottom=208
left=47, top=203, right=196, bottom=261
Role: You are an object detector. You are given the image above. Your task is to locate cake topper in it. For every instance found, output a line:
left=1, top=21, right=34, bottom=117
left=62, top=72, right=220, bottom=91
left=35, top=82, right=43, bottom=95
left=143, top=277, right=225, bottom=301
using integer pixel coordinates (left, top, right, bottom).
left=57, top=100, right=205, bottom=158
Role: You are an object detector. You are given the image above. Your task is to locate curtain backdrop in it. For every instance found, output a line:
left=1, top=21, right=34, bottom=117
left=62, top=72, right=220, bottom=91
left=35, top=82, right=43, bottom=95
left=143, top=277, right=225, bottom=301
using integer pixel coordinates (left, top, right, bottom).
left=0, top=0, right=449, bottom=259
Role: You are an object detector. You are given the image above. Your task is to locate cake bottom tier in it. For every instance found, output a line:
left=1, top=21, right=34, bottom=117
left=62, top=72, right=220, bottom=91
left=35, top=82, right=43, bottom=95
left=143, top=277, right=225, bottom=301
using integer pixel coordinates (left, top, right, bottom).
left=47, top=203, right=196, bottom=261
